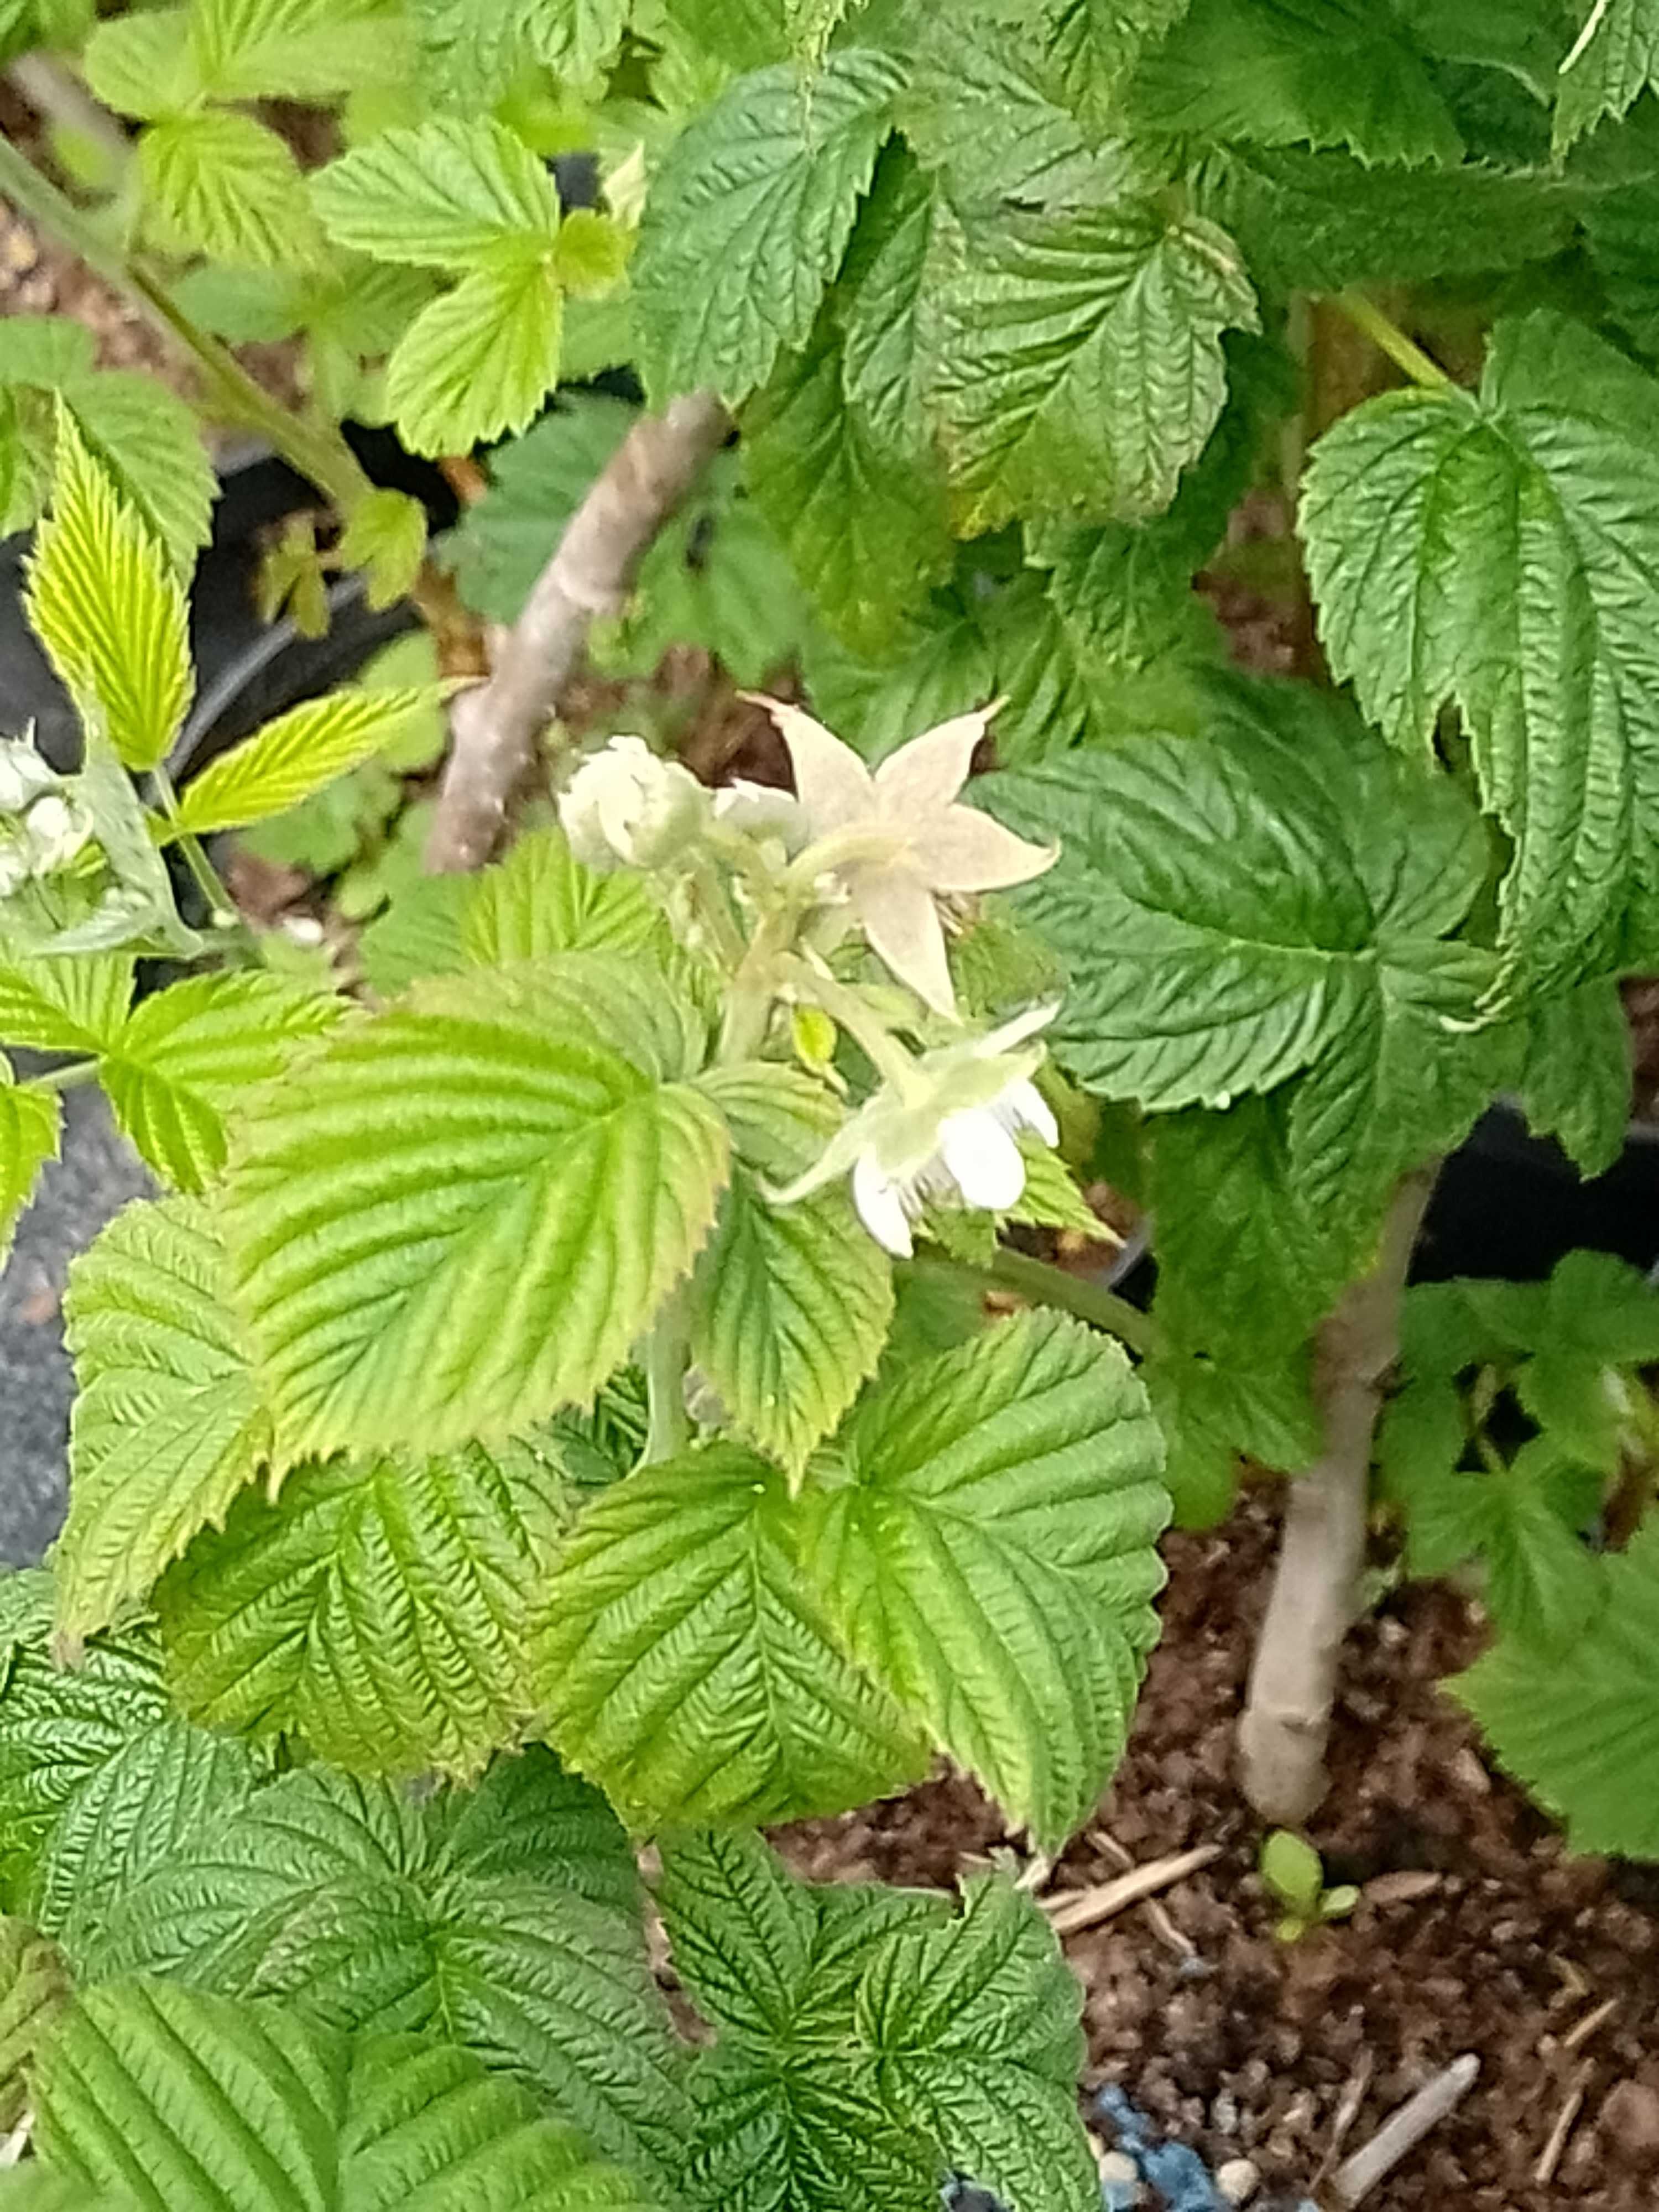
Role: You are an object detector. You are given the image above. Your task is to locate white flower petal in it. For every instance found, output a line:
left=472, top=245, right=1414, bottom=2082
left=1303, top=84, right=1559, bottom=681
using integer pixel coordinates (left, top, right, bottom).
left=939, top=1108, right=1026, bottom=1212
left=852, top=1150, right=915, bottom=1257
left=1004, top=1078, right=1058, bottom=1147
left=854, top=868, right=957, bottom=1018
left=872, top=709, right=994, bottom=818
left=911, top=805, right=1057, bottom=892
left=751, top=697, right=873, bottom=834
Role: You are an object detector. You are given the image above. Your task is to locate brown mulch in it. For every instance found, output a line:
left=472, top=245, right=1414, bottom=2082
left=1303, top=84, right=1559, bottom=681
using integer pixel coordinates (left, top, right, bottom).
left=778, top=1493, right=1659, bottom=2210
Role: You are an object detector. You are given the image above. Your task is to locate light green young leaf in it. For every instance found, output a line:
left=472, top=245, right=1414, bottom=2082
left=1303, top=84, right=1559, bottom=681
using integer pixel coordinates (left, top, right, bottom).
left=934, top=202, right=1258, bottom=531
left=30, top=1983, right=653, bottom=2212
left=337, top=487, right=429, bottom=611
left=410, top=0, right=631, bottom=101
left=1128, top=0, right=1463, bottom=164
left=1553, top=0, right=1659, bottom=150
left=179, top=686, right=448, bottom=834
left=0, top=1063, right=57, bottom=1269
left=690, top=1064, right=895, bottom=1471
left=633, top=50, right=905, bottom=404
left=82, top=7, right=204, bottom=119
left=0, top=319, right=214, bottom=567
left=58, top=1197, right=273, bottom=1639
left=226, top=960, right=730, bottom=1465
left=0, top=1583, right=268, bottom=1937
left=535, top=1444, right=928, bottom=1824
left=462, top=823, right=675, bottom=966
left=312, top=119, right=562, bottom=269
left=384, top=261, right=563, bottom=458
left=25, top=411, right=192, bottom=772
left=803, top=1310, right=1168, bottom=1850
left=139, top=108, right=322, bottom=269
left=745, top=310, right=953, bottom=659
left=1302, top=312, right=1659, bottom=993
left=191, top=0, right=410, bottom=100
left=97, top=969, right=340, bottom=1192
left=158, top=1436, right=571, bottom=1778
left=1454, top=1520, right=1659, bottom=1856
left=84, top=1757, right=687, bottom=2184
left=0, top=933, right=132, bottom=1053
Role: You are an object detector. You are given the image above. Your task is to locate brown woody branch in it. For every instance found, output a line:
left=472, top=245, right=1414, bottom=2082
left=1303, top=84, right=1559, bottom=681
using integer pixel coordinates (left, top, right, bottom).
left=425, top=390, right=732, bottom=875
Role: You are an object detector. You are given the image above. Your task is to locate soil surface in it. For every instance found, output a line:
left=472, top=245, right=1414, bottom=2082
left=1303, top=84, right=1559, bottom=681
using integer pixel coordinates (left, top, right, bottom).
left=779, top=1494, right=1659, bottom=2211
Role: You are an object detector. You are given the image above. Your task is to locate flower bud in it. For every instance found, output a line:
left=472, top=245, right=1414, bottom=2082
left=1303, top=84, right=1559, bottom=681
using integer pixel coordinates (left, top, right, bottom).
left=712, top=778, right=806, bottom=852
left=0, top=740, right=59, bottom=818
left=23, top=792, right=90, bottom=874
left=559, top=735, right=711, bottom=873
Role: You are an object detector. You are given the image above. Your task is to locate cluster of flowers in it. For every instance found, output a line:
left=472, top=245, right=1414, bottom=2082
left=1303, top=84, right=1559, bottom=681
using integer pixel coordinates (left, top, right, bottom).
left=559, top=701, right=1065, bottom=1258
left=0, top=739, right=90, bottom=900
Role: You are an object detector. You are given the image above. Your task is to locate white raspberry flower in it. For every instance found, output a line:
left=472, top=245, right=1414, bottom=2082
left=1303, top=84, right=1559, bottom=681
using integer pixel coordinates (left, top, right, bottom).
left=769, top=1003, right=1060, bottom=1259
left=752, top=697, right=1056, bottom=1018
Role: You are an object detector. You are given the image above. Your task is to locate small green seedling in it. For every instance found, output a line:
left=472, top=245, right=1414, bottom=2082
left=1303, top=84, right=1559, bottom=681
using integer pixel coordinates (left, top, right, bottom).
left=1260, top=1830, right=1360, bottom=1943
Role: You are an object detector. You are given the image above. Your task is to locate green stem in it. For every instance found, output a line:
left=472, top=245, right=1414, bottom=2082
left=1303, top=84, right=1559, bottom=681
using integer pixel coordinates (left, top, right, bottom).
left=966, top=1246, right=1159, bottom=1357
left=787, top=959, right=918, bottom=1090
left=641, top=1297, right=692, bottom=1465
left=687, top=858, right=748, bottom=972
left=25, top=1056, right=98, bottom=1093
left=0, top=136, right=374, bottom=517
left=1331, top=291, right=1454, bottom=392
left=149, top=768, right=260, bottom=961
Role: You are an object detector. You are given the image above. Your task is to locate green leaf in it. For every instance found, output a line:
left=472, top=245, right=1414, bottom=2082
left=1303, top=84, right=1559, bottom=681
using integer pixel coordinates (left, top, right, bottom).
left=1260, top=1828, right=1322, bottom=1912
left=0, top=1918, right=68, bottom=2133
left=358, top=877, right=472, bottom=997
left=97, top=971, right=340, bottom=1192
left=158, top=1436, right=571, bottom=1778
left=444, top=395, right=634, bottom=622
left=385, top=261, right=564, bottom=458
left=58, top=1196, right=273, bottom=1639
left=139, top=109, right=322, bottom=269
left=337, top=488, right=429, bottom=611
left=312, top=119, right=562, bottom=270
left=84, top=1758, right=688, bottom=2184
left=191, top=0, right=410, bottom=101
left=0, top=1063, right=58, bottom=1267
left=410, top=0, right=630, bottom=102
left=934, top=202, right=1257, bottom=531
left=461, top=825, right=674, bottom=968
left=0, top=321, right=214, bottom=567
left=1140, top=1341, right=1319, bottom=1526
left=988, top=703, right=1489, bottom=1115
left=689, top=1063, right=894, bottom=1472
left=535, top=1444, right=928, bottom=1825
left=0, top=1584, right=268, bottom=1938
left=856, top=1875, right=1098, bottom=2212
left=633, top=50, right=905, bottom=405
left=802, top=1310, right=1168, bottom=1849
left=1455, top=1520, right=1659, bottom=1855
left=1399, top=1434, right=1604, bottom=1652
left=25, top=411, right=192, bottom=773
left=1519, top=979, right=1631, bottom=1178
left=657, top=0, right=791, bottom=68
left=659, top=1833, right=1096, bottom=2212
left=745, top=309, right=953, bottom=659
left=1553, top=0, right=1659, bottom=150
left=226, top=961, right=730, bottom=1465
left=29, top=1983, right=652, bottom=2212
left=838, top=149, right=945, bottom=464
left=1213, top=148, right=1584, bottom=295
left=82, top=6, right=202, bottom=118
left=1129, top=0, right=1463, bottom=165
left=1302, top=311, right=1659, bottom=993
left=179, top=686, right=448, bottom=834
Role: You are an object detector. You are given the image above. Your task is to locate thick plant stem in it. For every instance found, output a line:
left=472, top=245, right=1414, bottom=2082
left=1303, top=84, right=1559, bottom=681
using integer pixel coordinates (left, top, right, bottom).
left=425, top=391, right=732, bottom=874
left=0, top=134, right=374, bottom=517
left=1237, top=1168, right=1436, bottom=1824
left=1331, top=291, right=1453, bottom=392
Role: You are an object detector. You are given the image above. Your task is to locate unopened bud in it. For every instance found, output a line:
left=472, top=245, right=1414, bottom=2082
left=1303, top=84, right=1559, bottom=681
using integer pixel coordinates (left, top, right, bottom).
left=0, top=740, right=58, bottom=817
left=559, top=735, right=710, bottom=873
left=23, top=792, right=89, bottom=873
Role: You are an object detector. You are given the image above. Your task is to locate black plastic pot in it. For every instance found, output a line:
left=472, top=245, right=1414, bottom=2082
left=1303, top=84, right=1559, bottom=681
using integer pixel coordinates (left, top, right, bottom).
left=2, top=424, right=457, bottom=777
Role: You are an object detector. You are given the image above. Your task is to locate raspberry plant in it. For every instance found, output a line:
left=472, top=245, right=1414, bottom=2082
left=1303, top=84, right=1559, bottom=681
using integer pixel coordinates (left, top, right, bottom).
left=2, top=0, right=1659, bottom=2200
